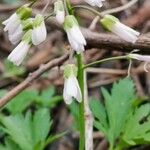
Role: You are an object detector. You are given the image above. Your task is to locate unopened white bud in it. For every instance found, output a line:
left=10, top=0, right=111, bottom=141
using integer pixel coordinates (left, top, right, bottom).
left=101, top=15, right=140, bottom=43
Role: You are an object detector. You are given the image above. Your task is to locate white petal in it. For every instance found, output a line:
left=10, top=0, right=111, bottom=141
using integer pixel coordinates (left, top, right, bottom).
left=8, top=42, right=30, bottom=66
left=73, top=77, right=82, bottom=103
left=67, top=31, right=80, bottom=50
left=117, top=22, right=140, bottom=36
left=32, top=22, right=47, bottom=45
left=112, top=22, right=140, bottom=43
left=4, top=13, right=21, bottom=34
left=129, top=54, right=150, bottom=63
left=70, top=26, right=86, bottom=45
left=66, top=27, right=86, bottom=53
left=66, top=77, right=78, bottom=98
left=63, top=77, right=82, bottom=104
left=63, top=79, right=73, bottom=105
left=56, top=11, right=65, bottom=24
left=2, top=13, right=17, bottom=26
left=85, top=0, right=104, bottom=7
left=8, top=24, right=23, bottom=45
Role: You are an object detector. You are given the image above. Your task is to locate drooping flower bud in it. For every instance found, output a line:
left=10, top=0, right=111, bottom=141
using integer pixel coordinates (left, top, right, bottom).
left=129, top=54, right=150, bottom=63
left=101, top=15, right=140, bottom=43
left=54, top=0, right=65, bottom=24
left=8, top=30, right=32, bottom=66
left=85, top=0, right=105, bottom=7
left=3, top=5, right=32, bottom=34
left=63, top=15, right=86, bottom=54
left=31, top=14, right=47, bottom=45
left=3, top=5, right=32, bottom=45
left=63, top=64, right=82, bottom=105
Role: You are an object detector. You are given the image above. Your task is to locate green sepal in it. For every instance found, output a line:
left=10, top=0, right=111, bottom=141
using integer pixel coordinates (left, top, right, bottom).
left=17, top=5, right=32, bottom=20
left=100, top=15, right=119, bottom=31
left=54, top=0, right=64, bottom=13
left=63, top=15, right=78, bottom=31
left=22, top=18, right=33, bottom=31
left=33, top=14, right=44, bottom=28
left=22, top=30, right=32, bottom=45
left=64, top=64, right=78, bottom=79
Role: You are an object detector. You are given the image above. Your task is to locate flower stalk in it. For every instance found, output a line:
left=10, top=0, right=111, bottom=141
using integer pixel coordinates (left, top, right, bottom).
left=83, top=55, right=129, bottom=69
left=77, top=54, right=85, bottom=150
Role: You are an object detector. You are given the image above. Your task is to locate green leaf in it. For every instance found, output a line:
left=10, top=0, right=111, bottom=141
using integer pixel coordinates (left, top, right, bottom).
left=32, top=108, right=52, bottom=145
left=0, top=114, right=33, bottom=150
left=45, top=131, right=67, bottom=146
left=122, top=103, right=150, bottom=146
left=102, top=78, right=135, bottom=142
left=0, top=108, right=52, bottom=150
left=89, top=98, right=108, bottom=134
left=69, top=101, right=80, bottom=130
left=90, top=78, right=136, bottom=148
left=5, top=90, right=39, bottom=114
left=0, top=138, right=21, bottom=150
left=3, top=60, right=25, bottom=78
left=36, top=86, right=62, bottom=107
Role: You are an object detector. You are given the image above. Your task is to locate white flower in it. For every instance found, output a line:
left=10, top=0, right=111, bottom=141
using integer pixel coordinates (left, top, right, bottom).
left=56, top=10, right=65, bottom=24
left=63, top=76, right=82, bottom=104
left=32, top=14, right=47, bottom=45
left=129, top=54, right=150, bottom=63
left=8, top=41, right=30, bottom=66
left=63, top=64, right=82, bottom=105
left=64, top=15, right=86, bottom=54
left=54, top=0, right=65, bottom=24
left=7, top=30, right=32, bottom=66
left=2, top=6, right=32, bottom=45
left=101, top=15, right=140, bottom=43
left=129, top=53, right=150, bottom=72
left=3, top=13, right=21, bottom=35
left=8, top=24, right=23, bottom=45
left=85, top=0, right=105, bottom=7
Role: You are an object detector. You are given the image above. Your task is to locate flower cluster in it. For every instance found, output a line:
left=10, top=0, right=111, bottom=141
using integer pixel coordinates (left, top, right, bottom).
left=3, top=5, right=47, bottom=66
left=3, top=0, right=143, bottom=105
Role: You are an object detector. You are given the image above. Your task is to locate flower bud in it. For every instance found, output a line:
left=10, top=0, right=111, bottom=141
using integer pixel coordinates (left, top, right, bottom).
left=31, top=14, right=47, bottom=45
left=101, top=15, right=140, bottom=43
left=54, top=0, right=65, bottom=24
left=63, top=64, right=82, bottom=105
left=129, top=54, right=150, bottom=63
left=8, top=30, right=32, bottom=66
left=64, top=15, right=86, bottom=53
left=2, top=5, right=32, bottom=45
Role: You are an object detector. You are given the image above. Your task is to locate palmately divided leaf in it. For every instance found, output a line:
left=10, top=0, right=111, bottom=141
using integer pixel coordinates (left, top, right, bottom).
left=102, top=78, right=135, bottom=142
left=122, top=103, right=150, bottom=146
left=0, top=108, right=52, bottom=150
left=0, top=114, right=33, bottom=150
left=90, top=99, right=108, bottom=135
left=90, top=78, right=136, bottom=147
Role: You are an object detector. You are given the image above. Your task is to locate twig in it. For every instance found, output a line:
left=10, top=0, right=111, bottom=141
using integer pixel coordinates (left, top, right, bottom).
left=101, top=0, right=139, bottom=16
left=82, top=28, right=150, bottom=54
left=0, top=54, right=69, bottom=108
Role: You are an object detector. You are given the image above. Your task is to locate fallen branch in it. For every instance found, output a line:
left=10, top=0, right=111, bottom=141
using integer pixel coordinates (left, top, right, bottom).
left=0, top=54, right=69, bottom=108
left=83, top=28, right=150, bottom=54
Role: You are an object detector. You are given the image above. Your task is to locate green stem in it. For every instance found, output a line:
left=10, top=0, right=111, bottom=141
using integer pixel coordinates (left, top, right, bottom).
left=77, top=54, right=85, bottom=150
left=83, top=55, right=129, bottom=69
left=72, top=5, right=103, bottom=17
